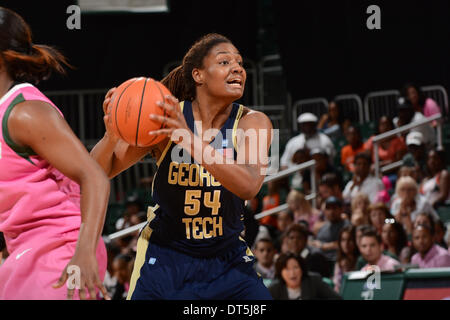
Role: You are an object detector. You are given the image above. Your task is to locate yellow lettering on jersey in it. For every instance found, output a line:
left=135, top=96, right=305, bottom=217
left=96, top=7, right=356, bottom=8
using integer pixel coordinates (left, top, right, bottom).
left=182, top=218, right=192, bottom=239
left=168, top=162, right=221, bottom=187
left=168, top=162, right=178, bottom=185
left=182, top=216, right=223, bottom=240
left=199, top=166, right=210, bottom=187
left=188, top=164, right=200, bottom=187
left=178, top=163, right=190, bottom=186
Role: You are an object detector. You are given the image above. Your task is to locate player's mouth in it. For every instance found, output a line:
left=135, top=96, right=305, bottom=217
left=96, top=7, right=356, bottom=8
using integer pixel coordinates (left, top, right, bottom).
left=226, top=78, right=243, bottom=88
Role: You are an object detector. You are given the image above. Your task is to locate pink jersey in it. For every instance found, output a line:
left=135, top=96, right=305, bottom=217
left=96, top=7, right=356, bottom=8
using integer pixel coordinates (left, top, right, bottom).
left=0, top=83, right=106, bottom=299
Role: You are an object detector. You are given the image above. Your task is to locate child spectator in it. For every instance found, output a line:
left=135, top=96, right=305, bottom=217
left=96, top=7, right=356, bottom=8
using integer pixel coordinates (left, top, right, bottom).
left=253, top=238, right=277, bottom=286
left=359, top=230, right=399, bottom=271
left=411, top=224, right=450, bottom=268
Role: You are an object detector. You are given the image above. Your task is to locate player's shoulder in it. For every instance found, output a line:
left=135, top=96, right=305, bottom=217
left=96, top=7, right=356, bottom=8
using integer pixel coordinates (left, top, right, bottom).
left=239, top=105, right=272, bottom=129
left=9, top=99, right=60, bottom=126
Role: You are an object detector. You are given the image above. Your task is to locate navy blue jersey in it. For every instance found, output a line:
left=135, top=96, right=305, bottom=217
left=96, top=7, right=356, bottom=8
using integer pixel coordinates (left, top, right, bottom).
left=145, top=101, right=246, bottom=257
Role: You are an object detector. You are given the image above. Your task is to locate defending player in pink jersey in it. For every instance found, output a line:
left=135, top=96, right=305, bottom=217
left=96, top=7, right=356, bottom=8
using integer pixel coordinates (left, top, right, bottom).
left=0, top=7, right=110, bottom=300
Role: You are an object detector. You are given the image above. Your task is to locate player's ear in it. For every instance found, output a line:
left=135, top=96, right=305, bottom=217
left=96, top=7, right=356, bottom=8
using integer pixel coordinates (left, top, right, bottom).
left=192, top=68, right=203, bottom=85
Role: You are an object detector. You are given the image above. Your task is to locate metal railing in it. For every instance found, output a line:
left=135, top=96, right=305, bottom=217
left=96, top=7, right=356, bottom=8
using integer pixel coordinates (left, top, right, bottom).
left=364, top=90, right=400, bottom=122
left=105, top=160, right=317, bottom=240
left=373, top=113, right=442, bottom=177
left=291, top=98, right=328, bottom=132
left=334, top=94, right=364, bottom=124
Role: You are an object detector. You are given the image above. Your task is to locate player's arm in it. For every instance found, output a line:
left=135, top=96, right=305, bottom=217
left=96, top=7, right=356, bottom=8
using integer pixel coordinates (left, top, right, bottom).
left=8, top=100, right=110, bottom=300
left=149, top=96, right=273, bottom=200
left=90, top=88, right=168, bottom=178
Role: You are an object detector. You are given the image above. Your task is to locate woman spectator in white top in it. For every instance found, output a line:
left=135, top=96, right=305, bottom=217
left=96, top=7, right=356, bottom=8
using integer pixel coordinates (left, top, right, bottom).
left=391, top=176, right=439, bottom=236
left=420, top=149, right=450, bottom=209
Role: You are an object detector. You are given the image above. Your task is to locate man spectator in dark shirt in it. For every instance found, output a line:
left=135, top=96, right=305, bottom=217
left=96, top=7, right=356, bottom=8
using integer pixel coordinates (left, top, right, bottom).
left=311, top=197, right=350, bottom=269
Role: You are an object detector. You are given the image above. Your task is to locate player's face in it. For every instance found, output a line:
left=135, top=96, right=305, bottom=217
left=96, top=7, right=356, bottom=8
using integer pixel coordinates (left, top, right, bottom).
left=197, top=42, right=246, bottom=101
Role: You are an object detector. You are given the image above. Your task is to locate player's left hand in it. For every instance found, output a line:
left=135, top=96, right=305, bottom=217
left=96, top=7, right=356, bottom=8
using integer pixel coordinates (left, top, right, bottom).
left=52, top=249, right=110, bottom=300
left=148, top=95, right=192, bottom=144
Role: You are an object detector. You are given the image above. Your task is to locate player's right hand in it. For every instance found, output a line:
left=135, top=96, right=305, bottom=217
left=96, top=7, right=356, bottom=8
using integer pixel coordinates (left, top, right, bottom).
left=102, top=87, right=120, bottom=143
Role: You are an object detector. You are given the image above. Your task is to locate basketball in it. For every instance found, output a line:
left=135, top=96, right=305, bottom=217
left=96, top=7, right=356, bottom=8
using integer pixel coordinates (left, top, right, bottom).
left=109, top=77, right=171, bottom=147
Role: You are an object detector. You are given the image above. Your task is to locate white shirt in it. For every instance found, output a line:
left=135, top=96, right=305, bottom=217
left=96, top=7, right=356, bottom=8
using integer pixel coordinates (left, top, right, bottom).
left=393, top=112, right=436, bottom=148
left=343, top=175, right=385, bottom=203
left=390, top=194, right=439, bottom=222
left=280, top=132, right=336, bottom=168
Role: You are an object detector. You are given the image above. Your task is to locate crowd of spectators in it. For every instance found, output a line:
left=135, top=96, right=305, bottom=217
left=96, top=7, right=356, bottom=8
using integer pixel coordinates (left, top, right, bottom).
left=249, top=84, right=450, bottom=300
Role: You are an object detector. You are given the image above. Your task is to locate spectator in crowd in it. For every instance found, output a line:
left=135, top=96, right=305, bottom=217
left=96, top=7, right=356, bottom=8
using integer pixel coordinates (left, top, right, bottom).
left=393, top=98, right=436, bottom=149
left=356, top=224, right=377, bottom=247
left=359, top=230, right=399, bottom=271
left=364, top=116, right=407, bottom=169
left=402, top=82, right=442, bottom=122
left=260, top=180, right=282, bottom=229
left=391, top=176, right=439, bottom=235
left=253, top=238, right=277, bottom=286
left=398, top=165, right=421, bottom=184
left=333, top=225, right=359, bottom=293
left=283, top=223, right=332, bottom=278
left=435, top=220, right=448, bottom=250
left=411, top=224, right=450, bottom=268
left=318, top=100, right=351, bottom=141
left=343, top=152, right=385, bottom=204
left=341, top=126, right=365, bottom=173
left=290, top=148, right=311, bottom=191
left=350, top=192, right=370, bottom=226
left=317, top=173, right=344, bottom=214
left=381, top=220, right=408, bottom=261
left=110, top=254, right=133, bottom=300
left=420, top=149, right=450, bottom=209
left=312, top=197, right=350, bottom=267
left=102, top=241, right=121, bottom=299
left=402, top=131, right=427, bottom=172
left=413, top=212, right=447, bottom=249
left=115, top=197, right=144, bottom=231
left=268, top=253, right=341, bottom=300
left=286, top=189, right=320, bottom=233
left=368, top=202, right=395, bottom=235
left=280, top=112, right=335, bottom=170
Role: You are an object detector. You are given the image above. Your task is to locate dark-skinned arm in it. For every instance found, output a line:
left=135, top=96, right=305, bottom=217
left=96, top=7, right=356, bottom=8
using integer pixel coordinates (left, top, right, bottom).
left=8, top=100, right=110, bottom=300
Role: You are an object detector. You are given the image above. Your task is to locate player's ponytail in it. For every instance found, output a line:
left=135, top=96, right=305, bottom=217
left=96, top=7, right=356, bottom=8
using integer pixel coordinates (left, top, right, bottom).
left=161, top=33, right=232, bottom=102
left=0, top=7, right=71, bottom=84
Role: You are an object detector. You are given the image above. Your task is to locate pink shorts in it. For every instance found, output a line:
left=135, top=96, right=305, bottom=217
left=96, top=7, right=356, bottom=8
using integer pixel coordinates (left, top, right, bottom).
left=0, top=229, right=107, bottom=300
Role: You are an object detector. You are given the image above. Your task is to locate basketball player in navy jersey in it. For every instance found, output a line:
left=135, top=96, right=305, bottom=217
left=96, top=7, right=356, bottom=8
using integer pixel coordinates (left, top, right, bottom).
left=91, top=33, right=273, bottom=299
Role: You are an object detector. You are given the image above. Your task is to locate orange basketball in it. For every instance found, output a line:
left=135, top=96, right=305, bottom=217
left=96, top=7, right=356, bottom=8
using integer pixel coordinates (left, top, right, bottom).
left=109, top=77, right=171, bottom=147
